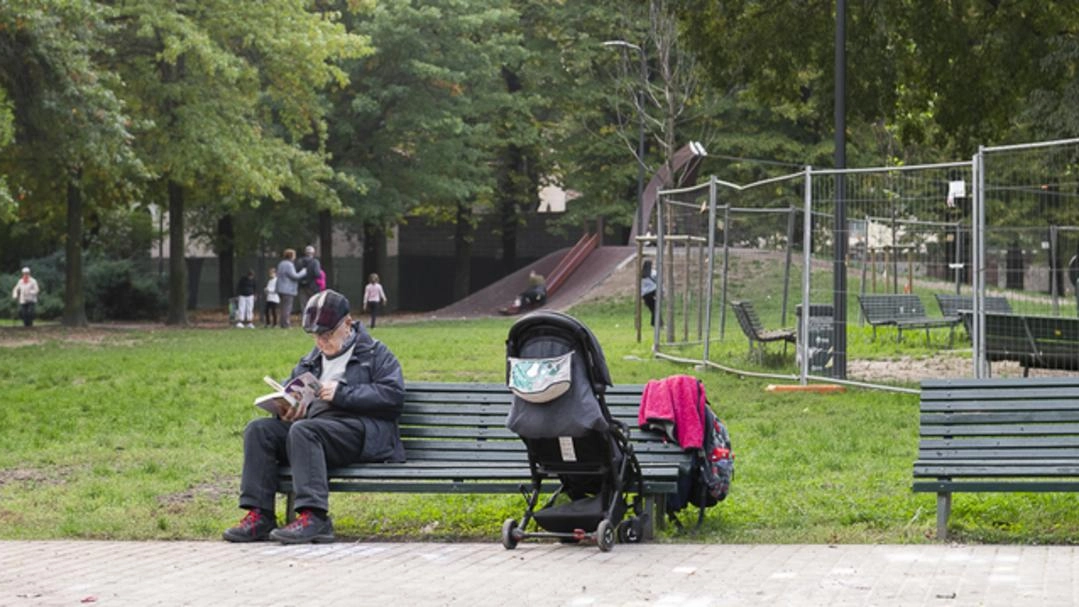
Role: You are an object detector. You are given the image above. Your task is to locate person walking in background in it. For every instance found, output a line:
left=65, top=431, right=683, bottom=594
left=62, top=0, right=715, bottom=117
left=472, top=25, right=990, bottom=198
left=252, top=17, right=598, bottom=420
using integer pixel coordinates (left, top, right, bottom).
left=363, top=273, right=387, bottom=328
left=11, top=266, right=40, bottom=327
left=263, top=267, right=279, bottom=328
left=275, top=249, right=307, bottom=328
left=297, top=245, right=322, bottom=306
left=640, top=260, right=657, bottom=327
left=236, top=269, right=257, bottom=329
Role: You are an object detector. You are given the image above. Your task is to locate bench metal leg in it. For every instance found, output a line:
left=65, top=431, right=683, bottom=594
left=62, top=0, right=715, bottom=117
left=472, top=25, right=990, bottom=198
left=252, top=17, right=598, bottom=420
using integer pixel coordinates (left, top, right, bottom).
left=936, top=492, right=951, bottom=540
left=641, top=495, right=656, bottom=540
left=286, top=491, right=296, bottom=523
left=649, top=494, right=668, bottom=535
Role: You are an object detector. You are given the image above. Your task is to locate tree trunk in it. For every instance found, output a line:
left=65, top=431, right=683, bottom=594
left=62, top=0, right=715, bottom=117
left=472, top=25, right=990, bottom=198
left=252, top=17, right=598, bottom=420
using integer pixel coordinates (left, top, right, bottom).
left=63, top=177, right=87, bottom=327
left=217, top=214, right=234, bottom=305
left=453, top=202, right=473, bottom=302
left=363, top=222, right=382, bottom=282
left=167, top=180, right=187, bottom=325
left=319, top=209, right=333, bottom=288
left=498, top=66, right=525, bottom=276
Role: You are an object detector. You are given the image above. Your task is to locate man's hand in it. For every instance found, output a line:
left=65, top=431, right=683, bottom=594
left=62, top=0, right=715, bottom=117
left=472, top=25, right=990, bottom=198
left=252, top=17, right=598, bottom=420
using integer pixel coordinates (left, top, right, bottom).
left=318, top=380, right=338, bottom=403
left=279, top=400, right=309, bottom=422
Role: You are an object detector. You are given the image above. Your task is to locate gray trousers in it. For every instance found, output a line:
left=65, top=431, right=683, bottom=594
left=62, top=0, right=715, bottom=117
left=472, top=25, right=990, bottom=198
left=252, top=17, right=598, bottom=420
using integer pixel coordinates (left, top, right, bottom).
left=239, top=416, right=366, bottom=514
left=278, top=294, right=295, bottom=328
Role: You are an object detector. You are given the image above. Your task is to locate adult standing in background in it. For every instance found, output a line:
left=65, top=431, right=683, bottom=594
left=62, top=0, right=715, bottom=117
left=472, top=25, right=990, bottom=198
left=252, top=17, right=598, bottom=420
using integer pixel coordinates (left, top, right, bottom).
left=11, top=267, right=40, bottom=327
left=297, top=245, right=322, bottom=306
left=640, top=260, right=657, bottom=327
left=363, top=273, right=387, bottom=328
left=275, top=249, right=307, bottom=328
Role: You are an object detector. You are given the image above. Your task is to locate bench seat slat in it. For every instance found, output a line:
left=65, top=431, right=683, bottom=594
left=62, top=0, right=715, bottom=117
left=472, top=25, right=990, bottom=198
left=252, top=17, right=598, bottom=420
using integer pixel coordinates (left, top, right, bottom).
left=914, top=480, right=1079, bottom=493
left=296, top=480, right=680, bottom=495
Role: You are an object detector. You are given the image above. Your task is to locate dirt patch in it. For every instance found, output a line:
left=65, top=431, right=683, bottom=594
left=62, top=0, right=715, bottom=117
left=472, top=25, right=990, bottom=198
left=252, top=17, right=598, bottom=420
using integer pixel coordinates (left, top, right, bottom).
left=0, top=466, right=72, bottom=488
left=157, top=478, right=235, bottom=512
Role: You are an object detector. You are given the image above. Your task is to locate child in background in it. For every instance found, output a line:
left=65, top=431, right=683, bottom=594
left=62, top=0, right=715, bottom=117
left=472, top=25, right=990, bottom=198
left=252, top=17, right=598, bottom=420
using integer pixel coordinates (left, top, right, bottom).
left=363, top=273, right=388, bottom=328
left=263, top=267, right=279, bottom=328
left=236, top=269, right=257, bottom=328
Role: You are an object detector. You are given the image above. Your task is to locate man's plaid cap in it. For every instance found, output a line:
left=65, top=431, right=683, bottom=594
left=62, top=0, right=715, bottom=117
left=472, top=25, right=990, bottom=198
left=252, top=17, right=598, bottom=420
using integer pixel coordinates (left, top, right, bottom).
left=302, top=289, right=350, bottom=334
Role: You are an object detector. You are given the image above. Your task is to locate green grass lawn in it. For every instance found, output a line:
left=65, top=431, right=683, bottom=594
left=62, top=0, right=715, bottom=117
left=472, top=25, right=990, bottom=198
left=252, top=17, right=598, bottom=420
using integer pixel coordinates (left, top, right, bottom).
left=3, top=297, right=1079, bottom=544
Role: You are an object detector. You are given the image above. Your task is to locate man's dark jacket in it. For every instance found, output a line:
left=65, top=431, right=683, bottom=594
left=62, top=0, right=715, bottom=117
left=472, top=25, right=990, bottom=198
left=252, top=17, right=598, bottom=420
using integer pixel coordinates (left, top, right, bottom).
left=288, top=325, right=406, bottom=462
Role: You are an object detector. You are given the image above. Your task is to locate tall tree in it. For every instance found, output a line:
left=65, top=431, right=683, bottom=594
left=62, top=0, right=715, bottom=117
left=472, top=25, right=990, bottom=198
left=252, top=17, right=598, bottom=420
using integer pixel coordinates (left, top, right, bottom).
left=0, top=1, right=143, bottom=326
left=106, top=0, right=366, bottom=324
left=328, top=0, right=519, bottom=298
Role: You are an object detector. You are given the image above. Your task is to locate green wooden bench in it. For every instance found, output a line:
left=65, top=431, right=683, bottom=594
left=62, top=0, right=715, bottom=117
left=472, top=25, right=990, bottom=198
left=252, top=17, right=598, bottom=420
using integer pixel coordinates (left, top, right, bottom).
left=933, top=294, right=1013, bottom=322
left=961, top=312, right=1079, bottom=376
left=857, top=294, right=955, bottom=345
left=934, top=294, right=1012, bottom=344
left=913, top=377, right=1079, bottom=539
left=729, top=300, right=796, bottom=361
left=276, top=381, right=690, bottom=538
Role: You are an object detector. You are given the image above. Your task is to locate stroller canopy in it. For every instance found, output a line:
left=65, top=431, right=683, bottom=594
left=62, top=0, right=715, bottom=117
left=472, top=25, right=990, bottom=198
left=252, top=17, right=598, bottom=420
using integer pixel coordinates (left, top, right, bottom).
left=505, top=311, right=614, bottom=439
left=506, top=310, right=613, bottom=393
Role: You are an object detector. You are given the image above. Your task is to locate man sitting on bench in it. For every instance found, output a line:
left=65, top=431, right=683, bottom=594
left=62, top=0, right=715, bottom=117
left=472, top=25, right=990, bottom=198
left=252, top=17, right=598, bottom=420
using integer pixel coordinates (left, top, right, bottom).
left=223, top=290, right=406, bottom=544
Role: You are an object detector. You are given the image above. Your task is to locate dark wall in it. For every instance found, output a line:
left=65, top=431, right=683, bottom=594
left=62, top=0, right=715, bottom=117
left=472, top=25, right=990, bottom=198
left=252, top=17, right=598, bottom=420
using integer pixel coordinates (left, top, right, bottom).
left=397, top=212, right=581, bottom=311
left=180, top=211, right=583, bottom=312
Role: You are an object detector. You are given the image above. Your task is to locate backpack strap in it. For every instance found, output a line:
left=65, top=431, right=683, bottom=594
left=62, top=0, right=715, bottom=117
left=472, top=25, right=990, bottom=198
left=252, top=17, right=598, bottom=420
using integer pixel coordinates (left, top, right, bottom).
left=693, top=379, right=708, bottom=527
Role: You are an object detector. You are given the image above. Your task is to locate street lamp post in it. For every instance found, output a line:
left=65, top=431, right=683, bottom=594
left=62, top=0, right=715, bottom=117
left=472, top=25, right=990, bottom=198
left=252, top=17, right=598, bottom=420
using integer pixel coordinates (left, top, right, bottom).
left=602, top=40, right=647, bottom=240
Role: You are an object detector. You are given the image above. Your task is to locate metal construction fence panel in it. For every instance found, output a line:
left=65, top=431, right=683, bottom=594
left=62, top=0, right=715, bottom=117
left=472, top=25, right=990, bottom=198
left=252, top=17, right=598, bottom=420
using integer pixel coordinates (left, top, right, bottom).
left=652, top=138, right=1079, bottom=392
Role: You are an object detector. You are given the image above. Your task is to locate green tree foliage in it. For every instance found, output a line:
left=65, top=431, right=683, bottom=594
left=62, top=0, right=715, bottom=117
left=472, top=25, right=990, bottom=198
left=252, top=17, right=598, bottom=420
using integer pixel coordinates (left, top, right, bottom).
left=326, top=0, right=521, bottom=296
left=0, top=1, right=144, bottom=326
left=103, top=0, right=368, bottom=323
left=678, top=0, right=1079, bottom=156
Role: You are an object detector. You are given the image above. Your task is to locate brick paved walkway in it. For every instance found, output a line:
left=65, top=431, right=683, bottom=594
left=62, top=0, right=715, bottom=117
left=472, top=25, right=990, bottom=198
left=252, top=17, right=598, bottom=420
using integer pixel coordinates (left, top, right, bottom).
left=3, top=541, right=1077, bottom=606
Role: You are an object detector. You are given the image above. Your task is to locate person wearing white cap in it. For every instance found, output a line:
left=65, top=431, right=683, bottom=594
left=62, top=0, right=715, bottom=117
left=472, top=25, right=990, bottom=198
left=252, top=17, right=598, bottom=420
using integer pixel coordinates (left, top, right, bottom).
left=11, top=267, right=40, bottom=327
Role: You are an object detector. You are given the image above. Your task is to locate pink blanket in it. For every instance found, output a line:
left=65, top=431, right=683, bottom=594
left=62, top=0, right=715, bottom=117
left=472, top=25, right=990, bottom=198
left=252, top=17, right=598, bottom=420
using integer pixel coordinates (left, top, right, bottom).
left=637, top=374, right=705, bottom=449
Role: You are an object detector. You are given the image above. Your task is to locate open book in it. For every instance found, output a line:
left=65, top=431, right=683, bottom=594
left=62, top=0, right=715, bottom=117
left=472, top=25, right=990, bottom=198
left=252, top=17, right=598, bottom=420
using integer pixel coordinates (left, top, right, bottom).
left=254, top=372, right=322, bottom=413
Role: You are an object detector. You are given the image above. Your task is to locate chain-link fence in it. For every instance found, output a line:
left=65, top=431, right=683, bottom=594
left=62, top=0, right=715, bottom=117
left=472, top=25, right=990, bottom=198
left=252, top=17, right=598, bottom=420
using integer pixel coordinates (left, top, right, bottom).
left=652, top=138, right=1079, bottom=391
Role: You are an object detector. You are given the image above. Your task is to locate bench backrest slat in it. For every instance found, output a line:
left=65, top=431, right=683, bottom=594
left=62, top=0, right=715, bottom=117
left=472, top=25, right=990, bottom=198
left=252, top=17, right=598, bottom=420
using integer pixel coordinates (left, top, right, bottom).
left=729, top=300, right=761, bottom=338
left=935, top=294, right=1013, bottom=318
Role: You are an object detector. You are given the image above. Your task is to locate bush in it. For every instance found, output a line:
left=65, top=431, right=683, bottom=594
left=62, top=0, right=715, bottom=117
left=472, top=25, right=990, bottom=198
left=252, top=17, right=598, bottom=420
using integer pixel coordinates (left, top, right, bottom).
left=1, top=252, right=166, bottom=322
left=84, top=258, right=166, bottom=321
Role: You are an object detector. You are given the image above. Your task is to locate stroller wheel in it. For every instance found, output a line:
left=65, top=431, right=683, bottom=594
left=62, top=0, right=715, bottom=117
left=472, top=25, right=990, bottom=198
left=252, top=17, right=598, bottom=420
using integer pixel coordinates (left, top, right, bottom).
left=596, top=519, right=614, bottom=552
left=501, top=518, right=519, bottom=550
left=617, top=516, right=642, bottom=544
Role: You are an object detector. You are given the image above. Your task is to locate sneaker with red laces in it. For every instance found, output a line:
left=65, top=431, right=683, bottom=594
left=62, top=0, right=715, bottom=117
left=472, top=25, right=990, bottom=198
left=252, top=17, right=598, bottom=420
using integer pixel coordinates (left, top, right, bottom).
left=223, top=509, right=276, bottom=543
left=269, top=510, right=335, bottom=544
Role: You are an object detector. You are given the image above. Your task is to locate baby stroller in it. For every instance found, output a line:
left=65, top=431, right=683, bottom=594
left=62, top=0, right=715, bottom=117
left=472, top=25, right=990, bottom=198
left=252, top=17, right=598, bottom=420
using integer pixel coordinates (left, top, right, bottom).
left=502, top=311, right=645, bottom=551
